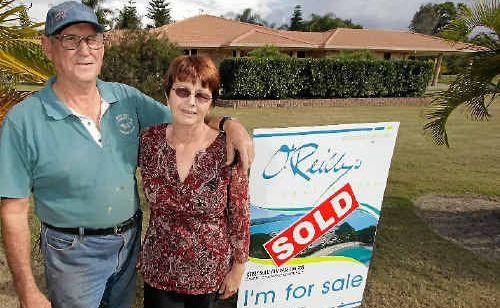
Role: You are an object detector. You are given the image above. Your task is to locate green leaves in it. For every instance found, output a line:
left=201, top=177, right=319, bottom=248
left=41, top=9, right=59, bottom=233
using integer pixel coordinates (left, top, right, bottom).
left=425, top=0, right=499, bottom=146
left=220, top=58, right=433, bottom=100
left=424, top=55, right=498, bottom=147
left=0, top=40, right=53, bottom=83
left=0, top=0, right=54, bottom=123
left=247, top=45, right=289, bottom=59
left=100, top=30, right=180, bottom=101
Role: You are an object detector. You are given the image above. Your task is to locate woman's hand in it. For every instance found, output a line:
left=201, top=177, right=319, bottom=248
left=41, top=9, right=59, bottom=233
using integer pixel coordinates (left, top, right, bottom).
left=218, top=262, right=246, bottom=300
left=224, top=119, right=254, bottom=174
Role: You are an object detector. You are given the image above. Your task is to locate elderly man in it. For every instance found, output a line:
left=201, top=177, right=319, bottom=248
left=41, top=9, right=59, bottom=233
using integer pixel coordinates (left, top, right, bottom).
left=0, top=2, right=253, bottom=308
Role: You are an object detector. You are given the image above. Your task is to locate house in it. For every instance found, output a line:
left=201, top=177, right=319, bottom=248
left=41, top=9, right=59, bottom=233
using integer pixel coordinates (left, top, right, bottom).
left=109, top=15, right=485, bottom=85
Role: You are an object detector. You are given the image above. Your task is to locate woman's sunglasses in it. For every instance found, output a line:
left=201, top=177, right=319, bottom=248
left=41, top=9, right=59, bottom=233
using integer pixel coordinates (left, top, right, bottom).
left=166, top=86, right=212, bottom=104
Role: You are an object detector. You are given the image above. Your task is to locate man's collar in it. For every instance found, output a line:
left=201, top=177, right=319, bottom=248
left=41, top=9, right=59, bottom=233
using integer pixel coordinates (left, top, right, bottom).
left=41, top=77, right=119, bottom=120
left=96, top=79, right=119, bottom=104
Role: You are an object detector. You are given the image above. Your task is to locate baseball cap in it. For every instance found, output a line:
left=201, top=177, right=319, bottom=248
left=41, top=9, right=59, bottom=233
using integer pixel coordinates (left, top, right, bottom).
left=45, top=1, right=103, bottom=36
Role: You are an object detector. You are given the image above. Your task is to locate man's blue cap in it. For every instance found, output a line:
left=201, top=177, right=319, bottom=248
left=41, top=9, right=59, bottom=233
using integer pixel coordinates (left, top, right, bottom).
left=45, top=1, right=103, bottom=36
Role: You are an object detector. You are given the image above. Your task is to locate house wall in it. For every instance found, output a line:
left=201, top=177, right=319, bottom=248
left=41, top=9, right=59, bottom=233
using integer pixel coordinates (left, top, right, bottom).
left=189, top=48, right=413, bottom=63
left=201, top=49, right=232, bottom=65
left=308, top=50, right=411, bottom=60
left=372, top=51, right=410, bottom=60
left=183, top=48, right=232, bottom=65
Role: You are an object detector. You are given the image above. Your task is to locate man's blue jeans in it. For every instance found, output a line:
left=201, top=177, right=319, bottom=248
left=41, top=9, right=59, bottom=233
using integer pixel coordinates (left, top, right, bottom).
left=41, top=222, right=141, bottom=308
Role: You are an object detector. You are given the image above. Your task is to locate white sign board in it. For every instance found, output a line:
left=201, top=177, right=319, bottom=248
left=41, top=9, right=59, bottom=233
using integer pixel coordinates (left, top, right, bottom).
left=237, top=122, right=399, bottom=308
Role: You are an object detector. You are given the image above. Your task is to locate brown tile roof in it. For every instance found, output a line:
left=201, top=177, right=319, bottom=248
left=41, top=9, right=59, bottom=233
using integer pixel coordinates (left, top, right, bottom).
left=152, top=15, right=263, bottom=47
left=108, top=15, right=485, bottom=53
left=276, top=30, right=329, bottom=45
left=324, top=28, right=484, bottom=52
left=230, top=29, right=316, bottom=48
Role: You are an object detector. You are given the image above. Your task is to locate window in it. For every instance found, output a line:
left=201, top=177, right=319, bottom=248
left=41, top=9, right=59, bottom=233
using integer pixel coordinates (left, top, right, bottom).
left=184, top=49, right=198, bottom=56
left=297, top=51, right=306, bottom=58
left=384, top=52, right=391, bottom=60
left=233, top=50, right=247, bottom=57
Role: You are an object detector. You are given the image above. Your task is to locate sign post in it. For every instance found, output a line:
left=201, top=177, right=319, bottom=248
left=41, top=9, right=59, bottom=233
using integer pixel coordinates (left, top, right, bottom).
left=237, top=122, right=399, bottom=308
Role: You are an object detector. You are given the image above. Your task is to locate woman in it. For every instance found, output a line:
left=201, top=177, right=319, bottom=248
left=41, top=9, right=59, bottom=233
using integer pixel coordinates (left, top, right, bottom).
left=138, top=55, right=250, bottom=308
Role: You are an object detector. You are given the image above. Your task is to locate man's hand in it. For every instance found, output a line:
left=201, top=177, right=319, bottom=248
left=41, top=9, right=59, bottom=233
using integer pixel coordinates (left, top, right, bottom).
left=224, top=119, right=254, bottom=173
left=20, top=290, right=51, bottom=308
left=218, top=263, right=245, bottom=299
left=1, top=198, right=50, bottom=308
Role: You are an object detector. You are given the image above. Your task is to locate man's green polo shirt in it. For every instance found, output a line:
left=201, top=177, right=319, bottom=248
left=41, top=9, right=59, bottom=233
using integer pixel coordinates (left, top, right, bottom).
left=0, top=78, right=171, bottom=228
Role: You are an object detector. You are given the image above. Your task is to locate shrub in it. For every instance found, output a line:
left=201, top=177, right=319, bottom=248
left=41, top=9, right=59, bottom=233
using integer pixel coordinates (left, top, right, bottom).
left=247, top=45, right=289, bottom=59
left=101, top=30, right=181, bottom=100
left=333, top=49, right=376, bottom=61
left=220, top=58, right=434, bottom=99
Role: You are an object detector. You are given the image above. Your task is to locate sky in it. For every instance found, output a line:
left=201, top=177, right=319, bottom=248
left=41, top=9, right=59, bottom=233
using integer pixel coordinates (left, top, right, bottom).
left=23, top=0, right=472, bottom=30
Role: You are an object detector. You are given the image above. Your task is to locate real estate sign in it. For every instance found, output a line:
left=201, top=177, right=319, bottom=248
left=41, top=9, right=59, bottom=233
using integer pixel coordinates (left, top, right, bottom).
left=237, top=122, right=399, bottom=308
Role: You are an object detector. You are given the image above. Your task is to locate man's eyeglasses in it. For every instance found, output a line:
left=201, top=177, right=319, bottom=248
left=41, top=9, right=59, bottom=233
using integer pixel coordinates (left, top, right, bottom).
left=53, top=34, right=105, bottom=50
left=167, top=86, right=212, bottom=104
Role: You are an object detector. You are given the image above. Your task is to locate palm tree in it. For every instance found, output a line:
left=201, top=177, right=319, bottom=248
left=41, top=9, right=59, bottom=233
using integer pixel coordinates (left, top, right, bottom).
left=424, top=0, right=499, bottom=146
left=0, top=0, right=54, bottom=122
left=82, top=0, right=113, bottom=29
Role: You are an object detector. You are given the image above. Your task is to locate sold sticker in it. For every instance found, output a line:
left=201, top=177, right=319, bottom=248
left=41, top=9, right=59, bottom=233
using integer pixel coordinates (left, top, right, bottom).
left=264, top=183, right=360, bottom=267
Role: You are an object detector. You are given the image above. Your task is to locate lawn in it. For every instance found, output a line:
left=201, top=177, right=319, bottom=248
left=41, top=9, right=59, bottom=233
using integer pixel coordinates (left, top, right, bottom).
left=0, top=103, right=498, bottom=307
left=210, top=103, right=500, bottom=307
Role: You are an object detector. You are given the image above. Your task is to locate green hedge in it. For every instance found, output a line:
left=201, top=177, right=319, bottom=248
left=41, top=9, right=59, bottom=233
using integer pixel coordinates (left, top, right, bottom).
left=219, top=58, right=434, bottom=99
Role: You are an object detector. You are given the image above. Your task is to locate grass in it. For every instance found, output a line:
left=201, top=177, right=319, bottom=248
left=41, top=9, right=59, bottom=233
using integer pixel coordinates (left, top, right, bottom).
left=424, top=74, right=457, bottom=95
left=210, top=103, right=500, bottom=307
left=1, top=103, right=498, bottom=307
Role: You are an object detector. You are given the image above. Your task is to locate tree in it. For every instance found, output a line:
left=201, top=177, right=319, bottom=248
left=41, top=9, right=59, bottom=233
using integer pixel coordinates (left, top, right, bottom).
left=424, top=0, right=499, bottom=146
left=235, top=8, right=268, bottom=26
left=303, top=13, right=363, bottom=32
left=409, top=2, right=465, bottom=35
left=82, top=0, right=113, bottom=30
left=147, top=0, right=172, bottom=28
left=101, top=31, right=180, bottom=100
left=289, top=5, right=304, bottom=31
left=0, top=0, right=54, bottom=123
left=115, top=0, right=142, bottom=30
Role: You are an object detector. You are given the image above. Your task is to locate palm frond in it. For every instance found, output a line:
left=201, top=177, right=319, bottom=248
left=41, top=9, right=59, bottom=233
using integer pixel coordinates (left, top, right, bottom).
left=0, top=71, right=32, bottom=124
left=0, top=40, right=54, bottom=82
left=424, top=70, right=496, bottom=146
left=441, top=0, right=499, bottom=42
left=0, top=90, right=31, bottom=123
left=425, top=0, right=499, bottom=146
left=0, top=0, right=51, bottom=121
left=0, top=0, right=15, bottom=12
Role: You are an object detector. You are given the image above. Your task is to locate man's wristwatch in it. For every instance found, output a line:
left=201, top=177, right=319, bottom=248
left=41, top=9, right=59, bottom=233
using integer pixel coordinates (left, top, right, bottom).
left=219, top=116, right=233, bottom=133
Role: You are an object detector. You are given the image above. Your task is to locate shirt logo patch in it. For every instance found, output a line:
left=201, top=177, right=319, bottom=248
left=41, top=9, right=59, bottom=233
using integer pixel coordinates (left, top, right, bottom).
left=115, top=114, right=135, bottom=135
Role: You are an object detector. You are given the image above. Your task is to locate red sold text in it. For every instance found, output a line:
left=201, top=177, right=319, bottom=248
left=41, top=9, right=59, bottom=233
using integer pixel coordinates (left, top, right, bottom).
left=264, top=183, right=360, bottom=266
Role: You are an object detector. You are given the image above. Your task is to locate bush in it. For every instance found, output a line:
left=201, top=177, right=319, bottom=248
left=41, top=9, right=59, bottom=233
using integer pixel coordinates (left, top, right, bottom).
left=247, top=45, right=289, bottom=59
left=333, top=49, right=376, bottom=61
left=442, top=54, right=472, bottom=75
left=101, top=30, right=181, bottom=101
left=219, top=58, right=434, bottom=99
